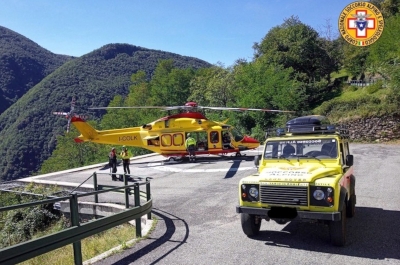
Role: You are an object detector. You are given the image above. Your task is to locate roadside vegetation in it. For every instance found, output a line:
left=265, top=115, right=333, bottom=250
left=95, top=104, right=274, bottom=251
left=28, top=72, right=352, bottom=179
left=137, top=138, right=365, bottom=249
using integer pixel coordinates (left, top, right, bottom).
left=0, top=183, right=155, bottom=264
left=20, top=223, right=136, bottom=265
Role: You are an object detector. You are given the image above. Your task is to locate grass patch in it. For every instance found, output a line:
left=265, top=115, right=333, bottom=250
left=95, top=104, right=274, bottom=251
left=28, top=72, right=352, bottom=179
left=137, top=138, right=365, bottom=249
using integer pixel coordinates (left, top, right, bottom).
left=331, top=69, right=349, bottom=80
left=20, top=223, right=137, bottom=265
left=313, top=84, right=399, bottom=122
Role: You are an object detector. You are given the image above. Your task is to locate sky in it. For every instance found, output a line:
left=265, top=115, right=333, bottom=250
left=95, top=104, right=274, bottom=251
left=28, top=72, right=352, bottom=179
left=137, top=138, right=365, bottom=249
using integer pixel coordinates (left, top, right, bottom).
left=1, top=0, right=358, bottom=66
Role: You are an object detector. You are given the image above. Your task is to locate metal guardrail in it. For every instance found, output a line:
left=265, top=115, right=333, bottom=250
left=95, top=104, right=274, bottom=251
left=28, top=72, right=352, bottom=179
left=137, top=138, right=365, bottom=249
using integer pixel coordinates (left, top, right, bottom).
left=347, top=79, right=384, bottom=87
left=0, top=172, right=152, bottom=265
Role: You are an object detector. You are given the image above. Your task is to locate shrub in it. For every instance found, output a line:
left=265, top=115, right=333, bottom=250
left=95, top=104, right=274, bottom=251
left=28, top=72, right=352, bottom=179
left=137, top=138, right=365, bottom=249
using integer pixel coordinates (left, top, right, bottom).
left=366, top=80, right=383, bottom=94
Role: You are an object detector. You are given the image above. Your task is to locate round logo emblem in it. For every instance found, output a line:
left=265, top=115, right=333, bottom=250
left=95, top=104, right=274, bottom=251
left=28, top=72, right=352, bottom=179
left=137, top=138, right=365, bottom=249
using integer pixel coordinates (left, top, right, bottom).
left=338, top=1, right=384, bottom=46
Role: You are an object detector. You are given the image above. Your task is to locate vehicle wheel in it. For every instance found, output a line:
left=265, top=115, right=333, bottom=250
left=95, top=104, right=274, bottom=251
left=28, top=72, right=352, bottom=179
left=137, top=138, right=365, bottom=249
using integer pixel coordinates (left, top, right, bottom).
left=329, top=202, right=347, bottom=246
left=241, top=213, right=261, bottom=237
left=254, top=155, right=261, bottom=167
left=346, top=193, right=356, bottom=218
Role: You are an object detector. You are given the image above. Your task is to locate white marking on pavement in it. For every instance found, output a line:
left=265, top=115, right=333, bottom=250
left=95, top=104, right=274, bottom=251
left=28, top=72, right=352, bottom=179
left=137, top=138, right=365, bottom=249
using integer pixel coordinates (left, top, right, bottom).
left=147, top=163, right=255, bottom=172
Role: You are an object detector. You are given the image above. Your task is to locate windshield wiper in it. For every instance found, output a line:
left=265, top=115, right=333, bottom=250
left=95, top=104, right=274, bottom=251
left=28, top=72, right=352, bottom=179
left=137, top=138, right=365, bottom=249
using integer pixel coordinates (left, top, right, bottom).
left=278, top=156, right=291, bottom=162
left=292, top=154, right=321, bottom=161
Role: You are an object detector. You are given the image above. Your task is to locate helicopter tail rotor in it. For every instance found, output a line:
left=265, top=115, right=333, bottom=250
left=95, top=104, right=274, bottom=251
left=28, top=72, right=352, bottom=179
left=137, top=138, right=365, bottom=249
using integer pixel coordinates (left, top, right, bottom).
left=53, top=97, right=88, bottom=133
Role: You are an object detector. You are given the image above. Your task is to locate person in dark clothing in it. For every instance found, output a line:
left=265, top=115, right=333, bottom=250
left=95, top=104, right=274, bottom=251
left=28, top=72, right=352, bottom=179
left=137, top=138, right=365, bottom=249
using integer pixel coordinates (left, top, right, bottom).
left=222, top=132, right=232, bottom=149
left=109, top=147, right=118, bottom=181
left=282, top=144, right=295, bottom=157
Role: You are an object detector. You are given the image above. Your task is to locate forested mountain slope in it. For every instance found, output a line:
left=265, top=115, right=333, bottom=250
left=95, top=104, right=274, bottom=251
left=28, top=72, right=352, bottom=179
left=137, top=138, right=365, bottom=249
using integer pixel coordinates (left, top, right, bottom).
left=0, top=43, right=211, bottom=181
left=0, top=26, right=73, bottom=114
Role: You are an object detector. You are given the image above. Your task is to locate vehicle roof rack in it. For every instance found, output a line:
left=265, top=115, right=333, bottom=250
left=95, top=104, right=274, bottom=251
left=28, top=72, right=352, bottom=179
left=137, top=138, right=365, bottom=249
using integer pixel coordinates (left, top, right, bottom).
left=265, top=115, right=350, bottom=138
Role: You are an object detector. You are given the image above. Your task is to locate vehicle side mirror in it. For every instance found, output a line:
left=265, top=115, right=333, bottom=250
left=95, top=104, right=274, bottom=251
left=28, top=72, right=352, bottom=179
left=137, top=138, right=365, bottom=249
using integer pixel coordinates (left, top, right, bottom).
left=346, top=155, right=354, bottom=167
left=254, top=154, right=262, bottom=167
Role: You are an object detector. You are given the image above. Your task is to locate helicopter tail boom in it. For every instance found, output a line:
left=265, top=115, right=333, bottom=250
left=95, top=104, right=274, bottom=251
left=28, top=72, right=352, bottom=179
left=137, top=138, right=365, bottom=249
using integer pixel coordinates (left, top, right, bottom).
left=71, top=117, right=98, bottom=141
left=71, top=117, right=146, bottom=147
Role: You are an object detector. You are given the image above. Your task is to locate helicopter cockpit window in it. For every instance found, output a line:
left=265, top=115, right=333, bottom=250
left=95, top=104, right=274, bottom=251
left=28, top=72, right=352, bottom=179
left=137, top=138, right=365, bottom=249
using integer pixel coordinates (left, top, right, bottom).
left=231, top=128, right=244, bottom=142
left=264, top=139, right=338, bottom=159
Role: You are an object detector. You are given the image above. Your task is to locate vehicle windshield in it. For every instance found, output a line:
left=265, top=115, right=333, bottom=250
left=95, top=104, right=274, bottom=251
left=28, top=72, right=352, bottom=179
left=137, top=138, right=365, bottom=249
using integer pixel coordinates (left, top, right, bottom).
left=264, top=138, right=338, bottom=159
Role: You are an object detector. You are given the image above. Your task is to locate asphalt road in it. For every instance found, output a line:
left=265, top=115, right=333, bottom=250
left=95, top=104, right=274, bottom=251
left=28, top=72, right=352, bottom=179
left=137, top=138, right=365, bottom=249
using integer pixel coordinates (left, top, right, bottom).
left=26, top=144, right=400, bottom=265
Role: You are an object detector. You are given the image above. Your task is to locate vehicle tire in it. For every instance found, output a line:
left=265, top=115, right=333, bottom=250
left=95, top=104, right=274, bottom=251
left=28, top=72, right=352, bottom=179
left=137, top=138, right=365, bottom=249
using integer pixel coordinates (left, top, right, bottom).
left=346, top=193, right=356, bottom=218
left=329, top=202, right=347, bottom=246
left=241, top=213, right=261, bottom=237
left=254, top=155, right=261, bottom=167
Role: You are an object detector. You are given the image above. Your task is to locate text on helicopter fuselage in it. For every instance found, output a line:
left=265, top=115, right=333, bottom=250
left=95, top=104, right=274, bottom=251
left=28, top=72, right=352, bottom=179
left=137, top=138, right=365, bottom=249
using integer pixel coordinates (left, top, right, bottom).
left=118, top=136, right=138, bottom=141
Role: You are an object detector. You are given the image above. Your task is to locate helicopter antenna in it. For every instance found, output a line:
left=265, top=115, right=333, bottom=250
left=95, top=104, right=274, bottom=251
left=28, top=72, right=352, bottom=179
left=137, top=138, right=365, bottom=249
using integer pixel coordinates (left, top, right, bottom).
left=67, top=97, right=76, bottom=133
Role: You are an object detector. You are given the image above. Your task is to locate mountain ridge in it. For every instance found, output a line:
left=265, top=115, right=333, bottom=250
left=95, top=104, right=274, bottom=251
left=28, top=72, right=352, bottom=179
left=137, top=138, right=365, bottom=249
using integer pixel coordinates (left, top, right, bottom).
left=0, top=26, right=211, bottom=181
left=0, top=26, right=74, bottom=114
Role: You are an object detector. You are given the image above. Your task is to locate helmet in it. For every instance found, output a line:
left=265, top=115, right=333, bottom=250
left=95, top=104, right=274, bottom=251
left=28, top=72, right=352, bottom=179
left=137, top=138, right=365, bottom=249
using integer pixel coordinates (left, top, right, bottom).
left=122, top=145, right=126, bottom=148
left=111, top=147, right=115, bottom=150
left=187, top=133, right=191, bottom=137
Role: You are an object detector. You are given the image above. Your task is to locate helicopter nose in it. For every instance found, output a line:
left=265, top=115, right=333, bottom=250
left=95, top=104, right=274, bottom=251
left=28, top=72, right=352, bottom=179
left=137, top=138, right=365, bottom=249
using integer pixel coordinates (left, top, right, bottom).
left=241, top=135, right=259, bottom=144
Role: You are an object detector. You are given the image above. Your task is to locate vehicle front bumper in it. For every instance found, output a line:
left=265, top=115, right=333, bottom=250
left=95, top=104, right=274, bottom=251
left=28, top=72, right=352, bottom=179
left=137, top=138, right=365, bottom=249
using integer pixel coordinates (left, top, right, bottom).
left=236, top=206, right=341, bottom=221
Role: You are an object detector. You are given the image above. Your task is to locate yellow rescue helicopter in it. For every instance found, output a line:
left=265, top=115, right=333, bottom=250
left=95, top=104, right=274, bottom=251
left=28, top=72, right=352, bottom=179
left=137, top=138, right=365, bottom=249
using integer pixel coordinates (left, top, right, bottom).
left=54, top=101, right=293, bottom=159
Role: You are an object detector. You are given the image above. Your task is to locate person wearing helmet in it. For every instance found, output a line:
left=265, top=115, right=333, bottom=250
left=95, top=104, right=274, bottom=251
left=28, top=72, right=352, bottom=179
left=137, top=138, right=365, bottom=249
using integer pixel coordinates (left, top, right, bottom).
left=185, top=133, right=197, bottom=162
left=282, top=144, right=295, bottom=158
left=108, top=147, right=118, bottom=181
left=120, top=146, right=131, bottom=175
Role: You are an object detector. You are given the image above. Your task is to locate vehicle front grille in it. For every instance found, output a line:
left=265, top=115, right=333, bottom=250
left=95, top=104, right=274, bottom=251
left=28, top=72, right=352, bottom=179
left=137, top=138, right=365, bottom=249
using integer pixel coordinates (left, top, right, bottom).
left=260, top=185, right=308, bottom=206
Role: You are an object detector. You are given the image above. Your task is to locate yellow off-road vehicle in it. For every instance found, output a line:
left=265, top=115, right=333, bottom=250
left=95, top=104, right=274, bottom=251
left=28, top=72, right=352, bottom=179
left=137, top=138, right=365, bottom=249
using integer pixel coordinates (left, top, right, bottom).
left=236, top=115, right=356, bottom=246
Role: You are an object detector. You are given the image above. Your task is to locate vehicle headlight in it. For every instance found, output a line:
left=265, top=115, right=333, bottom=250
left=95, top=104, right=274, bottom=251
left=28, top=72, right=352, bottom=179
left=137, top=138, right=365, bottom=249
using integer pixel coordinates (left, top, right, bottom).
left=310, top=186, right=334, bottom=207
left=241, top=184, right=259, bottom=202
left=313, top=189, right=325, bottom=200
left=249, top=187, right=259, bottom=199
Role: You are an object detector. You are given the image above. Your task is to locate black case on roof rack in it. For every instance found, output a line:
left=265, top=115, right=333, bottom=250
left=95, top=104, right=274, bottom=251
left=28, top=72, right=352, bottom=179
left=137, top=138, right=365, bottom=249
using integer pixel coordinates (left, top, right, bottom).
left=286, top=115, right=352, bottom=137
left=286, top=115, right=334, bottom=134
left=265, top=115, right=350, bottom=138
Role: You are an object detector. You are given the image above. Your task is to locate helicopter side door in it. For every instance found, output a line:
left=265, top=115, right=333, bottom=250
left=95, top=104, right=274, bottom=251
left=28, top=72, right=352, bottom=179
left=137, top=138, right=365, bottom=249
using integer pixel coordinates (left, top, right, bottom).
left=160, top=133, right=185, bottom=151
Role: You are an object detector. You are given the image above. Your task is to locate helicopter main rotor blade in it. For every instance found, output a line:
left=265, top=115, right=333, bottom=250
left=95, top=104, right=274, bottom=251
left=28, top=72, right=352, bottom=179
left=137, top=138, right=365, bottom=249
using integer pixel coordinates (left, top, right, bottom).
left=200, top=106, right=295, bottom=113
left=89, top=103, right=294, bottom=113
left=89, top=106, right=184, bottom=111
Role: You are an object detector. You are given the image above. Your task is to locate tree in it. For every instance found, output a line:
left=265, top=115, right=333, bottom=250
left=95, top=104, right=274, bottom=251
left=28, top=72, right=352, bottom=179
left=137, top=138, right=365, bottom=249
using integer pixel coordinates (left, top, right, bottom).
left=39, top=125, right=107, bottom=174
left=233, top=58, right=306, bottom=136
left=253, top=16, right=337, bottom=83
left=149, top=59, right=196, bottom=106
left=252, top=16, right=339, bottom=108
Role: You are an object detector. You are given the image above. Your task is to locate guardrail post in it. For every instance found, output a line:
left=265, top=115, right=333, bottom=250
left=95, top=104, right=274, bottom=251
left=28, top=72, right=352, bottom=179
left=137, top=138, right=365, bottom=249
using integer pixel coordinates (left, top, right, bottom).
left=93, top=172, right=98, bottom=203
left=70, top=192, right=82, bottom=265
left=134, top=183, right=142, bottom=237
left=124, top=174, right=129, bottom=209
left=146, top=178, right=151, bottom=220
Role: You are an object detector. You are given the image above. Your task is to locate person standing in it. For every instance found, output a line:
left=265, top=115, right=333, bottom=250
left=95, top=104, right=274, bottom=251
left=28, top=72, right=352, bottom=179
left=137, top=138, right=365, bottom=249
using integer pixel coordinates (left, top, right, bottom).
left=185, top=133, right=197, bottom=162
left=120, top=146, right=131, bottom=175
left=109, top=147, right=118, bottom=181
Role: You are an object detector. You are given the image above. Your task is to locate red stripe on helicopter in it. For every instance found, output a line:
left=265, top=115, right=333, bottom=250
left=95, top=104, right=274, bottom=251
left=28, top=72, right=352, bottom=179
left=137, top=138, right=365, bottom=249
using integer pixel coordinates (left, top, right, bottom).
left=71, top=117, right=85, bottom=122
left=241, top=135, right=259, bottom=144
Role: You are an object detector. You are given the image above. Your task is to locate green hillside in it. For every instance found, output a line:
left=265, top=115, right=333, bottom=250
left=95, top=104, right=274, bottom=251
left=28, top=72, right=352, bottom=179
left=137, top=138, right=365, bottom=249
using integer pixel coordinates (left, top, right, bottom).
left=0, top=26, right=73, bottom=114
left=0, top=43, right=211, bottom=181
